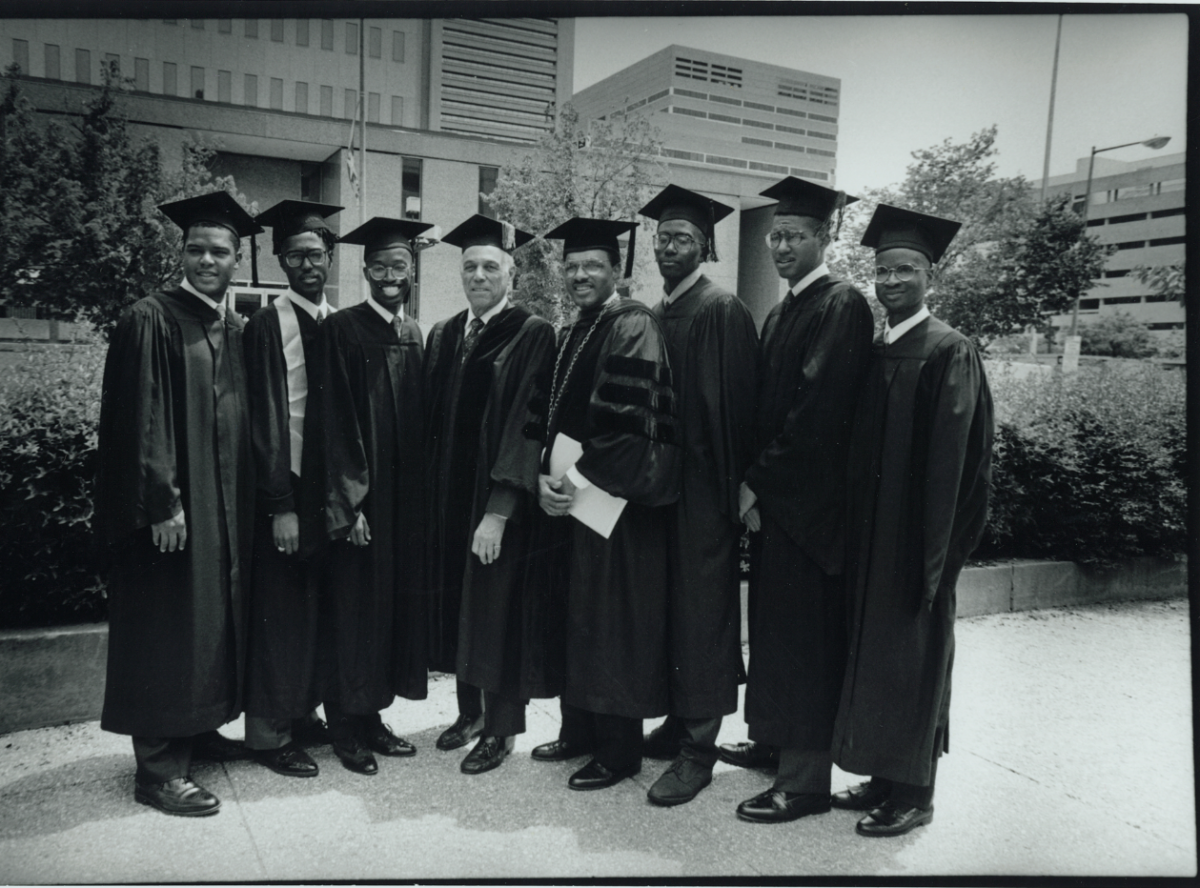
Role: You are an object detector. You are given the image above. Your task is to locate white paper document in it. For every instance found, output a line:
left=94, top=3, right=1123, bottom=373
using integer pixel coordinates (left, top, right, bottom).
left=548, top=433, right=627, bottom=539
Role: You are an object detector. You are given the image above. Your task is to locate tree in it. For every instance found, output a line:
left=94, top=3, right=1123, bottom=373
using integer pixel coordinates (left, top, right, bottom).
left=483, top=103, right=665, bottom=325
left=0, top=64, right=253, bottom=338
left=1078, top=311, right=1158, bottom=359
left=1132, top=261, right=1185, bottom=306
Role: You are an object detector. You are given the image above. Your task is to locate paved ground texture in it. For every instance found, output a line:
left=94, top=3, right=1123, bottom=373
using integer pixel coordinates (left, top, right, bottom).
left=0, top=598, right=1193, bottom=882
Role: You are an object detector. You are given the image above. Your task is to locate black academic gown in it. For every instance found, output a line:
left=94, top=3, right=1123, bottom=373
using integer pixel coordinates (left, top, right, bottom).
left=651, top=276, right=759, bottom=719
left=742, top=276, right=874, bottom=750
left=423, top=304, right=556, bottom=698
left=243, top=297, right=330, bottom=720
left=537, top=299, right=681, bottom=719
left=832, top=316, right=993, bottom=786
left=97, top=287, right=253, bottom=738
left=321, top=302, right=428, bottom=713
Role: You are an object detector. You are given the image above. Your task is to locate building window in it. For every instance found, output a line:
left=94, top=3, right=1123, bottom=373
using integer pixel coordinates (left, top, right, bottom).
left=271, top=19, right=284, bottom=42
left=217, top=69, right=231, bottom=102
left=345, top=22, right=358, bottom=54
left=1079, top=298, right=1100, bottom=311
left=478, top=166, right=499, bottom=217
left=392, top=31, right=405, bottom=62
left=245, top=20, right=258, bottom=38
left=1086, top=218, right=1105, bottom=228
left=745, top=99, right=774, bottom=112
left=1104, top=296, right=1143, bottom=305
left=44, top=44, right=60, bottom=79
left=391, top=95, right=403, bottom=126
left=810, top=112, right=838, bottom=123
left=244, top=74, right=258, bottom=106
left=1104, top=269, right=1129, bottom=278
left=75, top=48, right=91, bottom=84
left=709, top=112, right=741, bottom=125
left=1149, top=236, right=1186, bottom=247
left=1115, top=241, right=1145, bottom=251
left=1110, top=212, right=1147, bottom=225
left=369, top=27, right=381, bottom=58
left=344, top=88, right=357, bottom=119
left=776, top=106, right=806, bottom=119
left=296, top=19, right=309, bottom=46
left=367, top=91, right=380, bottom=123
left=807, top=147, right=836, bottom=158
left=12, top=39, right=29, bottom=74
left=705, top=154, right=748, bottom=169
left=745, top=116, right=778, bottom=129
left=295, top=81, right=308, bottom=114
left=300, top=162, right=322, bottom=202
left=321, top=20, right=334, bottom=50
left=163, top=61, right=176, bottom=95
left=270, top=77, right=283, bottom=110
left=1151, top=206, right=1185, bottom=219
left=775, top=123, right=805, bottom=135
left=402, top=157, right=422, bottom=219
left=134, top=57, right=149, bottom=91
left=320, top=85, right=333, bottom=117
left=742, top=136, right=773, bottom=148
left=191, top=20, right=204, bottom=30
left=191, top=66, right=204, bottom=99
left=1159, top=178, right=1185, bottom=193
left=749, top=160, right=788, bottom=174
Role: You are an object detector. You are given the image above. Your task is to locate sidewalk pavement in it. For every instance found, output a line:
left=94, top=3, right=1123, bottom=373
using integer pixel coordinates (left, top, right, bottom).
left=0, top=598, right=1193, bottom=882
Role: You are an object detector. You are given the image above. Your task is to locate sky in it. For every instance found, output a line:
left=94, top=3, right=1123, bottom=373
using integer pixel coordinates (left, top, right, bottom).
left=572, top=13, right=1188, bottom=195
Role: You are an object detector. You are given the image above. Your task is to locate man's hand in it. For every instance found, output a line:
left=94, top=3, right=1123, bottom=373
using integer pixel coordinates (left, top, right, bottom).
left=471, top=513, right=507, bottom=565
left=349, top=512, right=371, bottom=547
left=538, top=473, right=574, bottom=517
left=272, top=511, right=300, bottom=555
left=151, top=509, right=187, bottom=553
left=738, top=482, right=759, bottom=525
left=742, top=505, right=761, bottom=533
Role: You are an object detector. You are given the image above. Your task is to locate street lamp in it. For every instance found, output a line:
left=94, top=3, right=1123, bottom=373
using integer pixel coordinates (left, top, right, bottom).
left=1067, top=135, right=1171, bottom=338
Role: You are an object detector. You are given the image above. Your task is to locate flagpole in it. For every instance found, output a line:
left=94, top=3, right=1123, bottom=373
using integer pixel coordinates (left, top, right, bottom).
left=359, top=17, right=366, bottom=229
left=1040, top=14, right=1063, bottom=204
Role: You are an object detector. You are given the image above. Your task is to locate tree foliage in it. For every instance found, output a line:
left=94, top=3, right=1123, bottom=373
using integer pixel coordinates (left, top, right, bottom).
left=483, top=103, right=665, bottom=325
left=1132, top=260, right=1185, bottom=306
left=1078, top=311, right=1158, bottom=359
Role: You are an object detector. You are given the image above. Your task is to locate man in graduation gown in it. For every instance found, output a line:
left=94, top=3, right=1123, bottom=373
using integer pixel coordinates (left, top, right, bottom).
left=96, top=191, right=261, bottom=816
left=318, top=215, right=435, bottom=775
left=242, top=200, right=343, bottom=778
left=831, top=205, right=993, bottom=837
left=424, top=215, right=556, bottom=774
left=530, top=217, right=681, bottom=791
left=635, top=185, right=759, bottom=807
left=729, top=177, right=875, bottom=825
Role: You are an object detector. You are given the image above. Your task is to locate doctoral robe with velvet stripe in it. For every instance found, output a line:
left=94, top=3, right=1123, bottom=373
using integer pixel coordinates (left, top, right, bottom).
left=652, top=275, right=759, bottom=719
left=320, top=302, right=428, bottom=712
left=832, top=317, right=993, bottom=786
left=97, top=287, right=253, bottom=737
left=532, top=298, right=681, bottom=719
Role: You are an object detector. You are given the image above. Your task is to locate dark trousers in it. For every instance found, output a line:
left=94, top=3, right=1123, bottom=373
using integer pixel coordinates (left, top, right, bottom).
left=132, top=735, right=193, bottom=784
left=324, top=702, right=386, bottom=742
left=245, top=710, right=323, bottom=751
left=650, top=714, right=723, bottom=768
left=774, top=747, right=831, bottom=794
left=560, top=701, right=641, bottom=772
left=483, top=689, right=526, bottom=737
left=457, top=678, right=484, bottom=720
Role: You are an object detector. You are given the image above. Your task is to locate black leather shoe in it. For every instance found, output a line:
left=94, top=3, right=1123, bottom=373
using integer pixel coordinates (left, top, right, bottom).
left=832, top=779, right=891, bottom=811
left=717, top=740, right=779, bottom=770
left=647, top=757, right=712, bottom=806
left=531, top=739, right=592, bottom=762
left=567, top=758, right=640, bottom=791
left=736, top=790, right=831, bottom=823
left=461, top=735, right=513, bottom=775
left=436, top=713, right=484, bottom=751
left=292, top=717, right=330, bottom=748
left=135, top=777, right=221, bottom=816
left=192, top=730, right=249, bottom=762
left=332, top=738, right=378, bottom=775
left=642, top=721, right=682, bottom=761
left=254, top=742, right=319, bottom=778
left=364, top=724, right=416, bottom=757
left=856, top=801, right=934, bottom=837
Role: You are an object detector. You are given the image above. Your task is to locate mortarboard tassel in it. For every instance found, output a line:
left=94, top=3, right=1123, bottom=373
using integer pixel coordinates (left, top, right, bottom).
left=707, top=202, right=718, bottom=263
left=624, top=223, right=636, bottom=280
left=251, top=233, right=260, bottom=287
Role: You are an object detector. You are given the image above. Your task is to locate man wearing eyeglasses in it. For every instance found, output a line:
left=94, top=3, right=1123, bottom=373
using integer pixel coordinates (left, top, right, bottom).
left=241, top=200, right=343, bottom=780
left=316, top=216, right=436, bottom=775
left=831, top=204, right=993, bottom=837
left=728, top=177, right=875, bottom=825
left=633, top=185, right=759, bottom=807
left=423, top=215, right=556, bottom=774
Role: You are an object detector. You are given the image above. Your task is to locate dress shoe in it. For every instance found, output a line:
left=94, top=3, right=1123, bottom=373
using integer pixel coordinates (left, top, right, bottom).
left=460, top=735, right=514, bottom=775
left=736, top=790, right=831, bottom=824
left=647, top=757, right=712, bottom=806
left=567, top=758, right=640, bottom=791
left=254, top=742, right=319, bottom=778
left=832, top=779, right=891, bottom=811
left=191, top=730, right=250, bottom=762
left=135, top=776, right=221, bottom=816
left=855, top=801, right=934, bottom=837
left=364, top=724, right=416, bottom=757
left=332, top=738, right=378, bottom=775
left=292, top=717, right=330, bottom=748
left=531, top=739, right=592, bottom=762
left=641, top=720, right=682, bottom=761
left=436, top=713, right=484, bottom=751
left=717, top=740, right=779, bottom=770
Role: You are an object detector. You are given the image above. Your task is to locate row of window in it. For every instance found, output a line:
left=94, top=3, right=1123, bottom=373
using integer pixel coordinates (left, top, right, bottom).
left=630, top=85, right=837, bottom=123
left=1070, top=178, right=1185, bottom=212
left=160, top=20, right=406, bottom=61
left=1078, top=295, right=1181, bottom=310
left=666, top=105, right=837, bottom=146
left=660, top=147, right=829, bottom=180
left=1112, top=236, right=1187, bottom=251
left=741, top=135, right=836, bottom=158
left=1085, top=205, right=1186, bottom=227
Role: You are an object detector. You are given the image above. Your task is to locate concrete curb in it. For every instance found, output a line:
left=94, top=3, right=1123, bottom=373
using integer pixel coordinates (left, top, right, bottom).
left=0, top=557, right=1187, bottom=737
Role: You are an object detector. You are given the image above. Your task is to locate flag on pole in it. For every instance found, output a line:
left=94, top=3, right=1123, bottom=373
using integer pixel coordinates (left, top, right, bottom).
left=344, top=96, right=360, bottom=199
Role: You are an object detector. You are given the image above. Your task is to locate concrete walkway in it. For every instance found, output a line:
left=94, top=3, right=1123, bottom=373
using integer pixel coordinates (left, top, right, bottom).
left=0, top=599, right=1193, bottom=882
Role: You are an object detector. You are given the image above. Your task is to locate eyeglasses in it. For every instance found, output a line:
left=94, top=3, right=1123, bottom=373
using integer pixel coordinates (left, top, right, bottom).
left=366, top=262, right=411, bottom=280
left=282, top=249, right=329, bottom=268
left=654, top=232, right=703, bottom=250
left=874, top=264, right=928, bottom=283
left=765, top=229, right=811, bottom=249
left=564, top=260, right=611, bottom=276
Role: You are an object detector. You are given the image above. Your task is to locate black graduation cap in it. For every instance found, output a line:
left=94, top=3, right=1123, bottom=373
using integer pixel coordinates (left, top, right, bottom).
left=860, top=204, right=962, bottom=264
left=254, top=200, right=343, bottom=254
left=542, top=217, right=638, bottom=279
left=638, top=184, right=734, bottom=263
left=441, top=214, right=534, bottom=253
left=759, top=176, right=859, bottom=219
left=338, top=217, right=435, bottom=256
left=159, top=190, right=263, bottom=284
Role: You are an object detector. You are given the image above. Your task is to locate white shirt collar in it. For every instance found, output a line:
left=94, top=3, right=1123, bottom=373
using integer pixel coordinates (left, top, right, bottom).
left=885, top=306, right=931, bottom=344
left=286, top=289, right=328, bottom=321
left=664, top=268, right=703, bottom=305
left=366, top=292, right=404, bottom=325
left=785, top=262, right=831, bottom=301
left=471, top=294, right=509, bottom=325
left=179, top=277, right=225, bottom=316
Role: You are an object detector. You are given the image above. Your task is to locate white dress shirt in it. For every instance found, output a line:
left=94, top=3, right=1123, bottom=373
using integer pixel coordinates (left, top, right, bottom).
left=664, top=268, right=703, bottom=306
left=179, top=277, right=225, bottom=316
left=783, top=262, right=831, bottom=301
left=366, top=292, right=404, bottom=325
left=472, top=294, right=510, bottom=324
left=884, top=306, right=931, bottom=344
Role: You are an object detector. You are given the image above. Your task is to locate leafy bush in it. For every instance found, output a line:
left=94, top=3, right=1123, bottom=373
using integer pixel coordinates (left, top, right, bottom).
left=980, top=363, right=1186, bottom=568
left=1079, top=312, right=1158, bottom=359
left=0, top=343, right=107, bottom=627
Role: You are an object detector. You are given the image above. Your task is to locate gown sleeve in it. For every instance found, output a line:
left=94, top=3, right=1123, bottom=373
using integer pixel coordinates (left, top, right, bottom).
left=321, top=316, right=369, bottom=540
left=244, top=309, right=295, bottom=515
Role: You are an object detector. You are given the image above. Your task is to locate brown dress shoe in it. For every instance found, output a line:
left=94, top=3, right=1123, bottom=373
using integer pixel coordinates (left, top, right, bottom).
left=856, top=801, right=934, bottom=837
left=832, top=779, right=891, bottom=810
left=135, top=777, right=221, bottom=816
left=736, top=790, right=830, bottom=823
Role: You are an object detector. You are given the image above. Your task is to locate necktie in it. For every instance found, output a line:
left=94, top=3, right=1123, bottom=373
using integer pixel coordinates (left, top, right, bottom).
left=462, top=317, right=485, bottom=365
left=392, top=316, right=404, bottom=340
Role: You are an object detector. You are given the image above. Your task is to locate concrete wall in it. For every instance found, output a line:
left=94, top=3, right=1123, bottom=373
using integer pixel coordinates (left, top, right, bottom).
left=737, top=204, right=783, bottom=331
